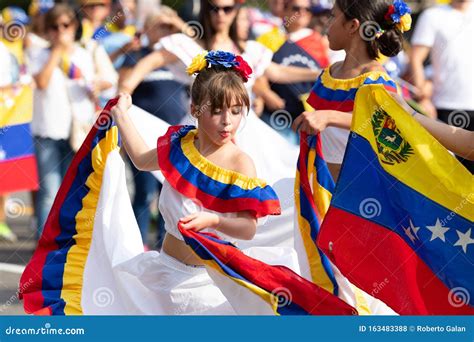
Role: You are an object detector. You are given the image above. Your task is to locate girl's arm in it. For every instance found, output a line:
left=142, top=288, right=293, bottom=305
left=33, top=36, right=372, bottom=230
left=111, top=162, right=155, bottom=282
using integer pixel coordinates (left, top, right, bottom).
left=264, top=62, right=321, bottom=84
left=292, top=110, right=352, bottom=135
left=180, top=211, right=257, bottom=240
left=180, top=152, right=258, bottom=240
left=111, top=93, right=160, bottom=171
left=118, top=49, right=178, bottom=93
left=392, top=93, right=474, bottom=161
left=252, top=76, right=285, bottom=111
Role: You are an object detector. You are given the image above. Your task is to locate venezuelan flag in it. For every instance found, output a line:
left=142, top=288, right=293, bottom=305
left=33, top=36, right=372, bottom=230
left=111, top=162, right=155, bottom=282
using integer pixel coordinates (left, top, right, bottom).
left=318, top=85, right=474, bottom=315
left=179, top=224, right=357, bottom=315
left=157, top=125, right=281, bottom=218
left=19, top=99, right=119, bottom=315
left=294, top=133, right=337, bottom=295
left=0, top=85, right=38, bottom=193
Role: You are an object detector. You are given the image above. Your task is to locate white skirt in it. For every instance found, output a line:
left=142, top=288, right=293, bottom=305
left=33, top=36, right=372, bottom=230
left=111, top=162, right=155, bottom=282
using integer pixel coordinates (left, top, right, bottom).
left=113, top=250, right=236, bottom=315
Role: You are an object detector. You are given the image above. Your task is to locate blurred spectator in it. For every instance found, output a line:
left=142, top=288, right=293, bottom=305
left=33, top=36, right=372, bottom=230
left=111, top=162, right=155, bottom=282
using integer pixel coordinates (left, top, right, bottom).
left=29, top=4, right=97, bottom=235
left=261, top=0, right=330, bottom=144
left=25, top=0, right=55, bottom=53
left=100, top=0, right=137, bottom=70
left=78, top=0, right=118, bottom=105
left=119, top=7, right=189, bottom=249
left=410, top=0, right=474, bottom=172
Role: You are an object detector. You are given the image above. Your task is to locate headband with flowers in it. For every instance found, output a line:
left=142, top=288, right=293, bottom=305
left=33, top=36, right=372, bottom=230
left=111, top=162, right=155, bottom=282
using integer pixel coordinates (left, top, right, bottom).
left=186, top=50, right=253, bottom=82
left=384, top=0, right=412, bottom=33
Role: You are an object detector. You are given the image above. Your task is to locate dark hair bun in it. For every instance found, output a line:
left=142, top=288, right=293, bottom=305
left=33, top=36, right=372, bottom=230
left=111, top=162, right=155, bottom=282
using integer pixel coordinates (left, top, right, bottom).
left=377, top=28, right=404, bottom=57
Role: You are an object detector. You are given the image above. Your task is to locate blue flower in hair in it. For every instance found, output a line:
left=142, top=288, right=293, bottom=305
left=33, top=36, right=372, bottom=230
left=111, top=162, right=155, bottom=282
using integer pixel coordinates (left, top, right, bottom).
left=205, top=51, right=238, bottom=68
left=387, top=0, right=411, bottom=23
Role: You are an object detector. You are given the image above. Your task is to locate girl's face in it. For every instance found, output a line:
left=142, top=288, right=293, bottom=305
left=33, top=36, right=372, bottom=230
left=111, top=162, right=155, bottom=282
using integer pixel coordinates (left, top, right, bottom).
left=209, top=0, right=237, bottom=32
left=193, top=99, right=245, bottom=146
left=326, top=4, right=354, bottom=51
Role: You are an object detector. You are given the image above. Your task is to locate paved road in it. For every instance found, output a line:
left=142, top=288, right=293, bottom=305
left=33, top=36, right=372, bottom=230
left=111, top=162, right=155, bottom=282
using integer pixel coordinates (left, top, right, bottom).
left=0, top=191, right=35, bottom=315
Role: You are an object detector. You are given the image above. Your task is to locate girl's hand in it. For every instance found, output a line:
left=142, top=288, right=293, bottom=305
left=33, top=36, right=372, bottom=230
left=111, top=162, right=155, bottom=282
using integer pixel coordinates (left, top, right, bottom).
left=111, top=92, right=132, bottom=120
left=179, top=212, right=219, bottom=232
left=292, top=110, right=330, bottom=135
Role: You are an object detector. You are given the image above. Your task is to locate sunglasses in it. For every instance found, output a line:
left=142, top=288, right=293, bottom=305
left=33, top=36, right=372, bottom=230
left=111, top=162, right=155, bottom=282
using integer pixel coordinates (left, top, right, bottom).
left=289, top=5, right=312, bottom=13
left=50, top=21, right=72, bottom=31
left=84, top=3, right=107, bottom=8
left=210, top=5, right=236, bottom=14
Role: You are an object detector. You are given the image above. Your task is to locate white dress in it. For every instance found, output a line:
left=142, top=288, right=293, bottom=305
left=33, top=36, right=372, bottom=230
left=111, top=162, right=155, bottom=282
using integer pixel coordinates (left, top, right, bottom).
left=156, top=34, right=299, bottom=249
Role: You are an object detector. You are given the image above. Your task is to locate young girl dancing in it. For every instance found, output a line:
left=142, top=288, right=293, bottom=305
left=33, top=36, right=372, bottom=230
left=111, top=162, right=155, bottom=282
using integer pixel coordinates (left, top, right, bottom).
left=110, top=51, right=285, bottom=314
left=293, top=0, right=410, bottom=180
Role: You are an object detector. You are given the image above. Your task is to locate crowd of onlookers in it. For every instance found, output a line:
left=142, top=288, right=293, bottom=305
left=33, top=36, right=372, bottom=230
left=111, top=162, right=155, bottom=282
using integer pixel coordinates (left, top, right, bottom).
left=1, top=0, right=472, bottom=248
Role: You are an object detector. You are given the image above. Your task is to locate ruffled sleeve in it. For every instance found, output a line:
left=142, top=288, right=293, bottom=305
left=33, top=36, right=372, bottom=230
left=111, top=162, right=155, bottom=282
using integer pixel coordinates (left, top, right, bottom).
left=307, top=66, right=398, bottom=112
left=157, top=125, right=281, bottom=218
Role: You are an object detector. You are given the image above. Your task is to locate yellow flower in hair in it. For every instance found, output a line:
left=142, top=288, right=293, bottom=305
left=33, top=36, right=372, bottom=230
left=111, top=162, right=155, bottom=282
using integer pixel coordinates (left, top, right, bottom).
left=187, top=51, right=209, bottom=75
left=397, top=14, right=412, bottom=33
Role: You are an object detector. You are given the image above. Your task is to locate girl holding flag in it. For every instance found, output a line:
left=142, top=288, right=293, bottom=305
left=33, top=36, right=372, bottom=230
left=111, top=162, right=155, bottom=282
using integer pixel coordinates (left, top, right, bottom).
left=110, top=51, right=286, bottom=314
left=293, top=0, right=410, bottom=180
left=292, top=0, right=474, bottom=167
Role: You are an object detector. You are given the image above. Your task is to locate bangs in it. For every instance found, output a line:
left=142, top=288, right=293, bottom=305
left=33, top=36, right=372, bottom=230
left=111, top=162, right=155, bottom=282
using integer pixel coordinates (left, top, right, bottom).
left=208, top=76, right=250, bottom=112
left=192, top=69, right=250, bottom=114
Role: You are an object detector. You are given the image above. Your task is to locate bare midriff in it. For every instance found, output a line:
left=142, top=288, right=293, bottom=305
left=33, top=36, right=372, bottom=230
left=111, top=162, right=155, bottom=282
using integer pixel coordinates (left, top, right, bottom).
left=162, top=233, right=205, bottom=266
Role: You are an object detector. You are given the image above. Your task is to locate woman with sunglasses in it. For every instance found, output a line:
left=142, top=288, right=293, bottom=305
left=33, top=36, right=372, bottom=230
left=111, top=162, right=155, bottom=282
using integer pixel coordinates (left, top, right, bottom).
left=28, top=4, right=98, bottom=236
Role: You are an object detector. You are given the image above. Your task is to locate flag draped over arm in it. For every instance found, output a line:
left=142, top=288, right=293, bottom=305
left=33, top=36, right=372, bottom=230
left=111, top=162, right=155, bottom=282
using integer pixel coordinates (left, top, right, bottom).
left=318, top=84, right=474, bottom=315
left=179, top=224, right=357, bottom=315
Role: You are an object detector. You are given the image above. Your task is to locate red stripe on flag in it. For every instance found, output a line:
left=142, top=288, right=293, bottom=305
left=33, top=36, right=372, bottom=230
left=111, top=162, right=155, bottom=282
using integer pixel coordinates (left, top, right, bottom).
left=318, top=207, right=474, bottom=315
left=181, top=227, right=357, bottom=315
left=0, top=156, right=39, bottom=194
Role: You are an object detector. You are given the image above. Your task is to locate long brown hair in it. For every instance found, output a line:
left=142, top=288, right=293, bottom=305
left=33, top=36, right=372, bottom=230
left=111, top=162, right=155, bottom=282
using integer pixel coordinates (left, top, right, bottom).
left=199, top=0, right=245, bottom=53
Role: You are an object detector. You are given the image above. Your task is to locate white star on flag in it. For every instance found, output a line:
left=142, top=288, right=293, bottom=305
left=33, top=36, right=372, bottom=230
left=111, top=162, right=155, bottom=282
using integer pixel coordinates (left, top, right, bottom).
left=403, top=219, right=420, bottom=244
left=426, top=219, right=450, bottom=242
left=454, top=228, right=474, bottom=253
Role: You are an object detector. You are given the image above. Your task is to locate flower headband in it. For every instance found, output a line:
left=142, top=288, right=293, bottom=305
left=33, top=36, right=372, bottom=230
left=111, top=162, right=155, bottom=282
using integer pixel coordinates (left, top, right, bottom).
left=186, top=50, right=253, bottom=82
left=376, top=0, right=412, bottom=38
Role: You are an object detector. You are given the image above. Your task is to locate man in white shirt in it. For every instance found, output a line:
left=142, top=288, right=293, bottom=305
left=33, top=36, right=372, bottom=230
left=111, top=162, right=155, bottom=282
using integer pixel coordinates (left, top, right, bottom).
left=410, top=0, right=474, bottom=172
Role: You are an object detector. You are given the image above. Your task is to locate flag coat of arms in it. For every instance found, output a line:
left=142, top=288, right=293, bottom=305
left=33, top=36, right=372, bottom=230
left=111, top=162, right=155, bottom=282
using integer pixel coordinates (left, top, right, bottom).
left=318, top=84, right=474, bottom=315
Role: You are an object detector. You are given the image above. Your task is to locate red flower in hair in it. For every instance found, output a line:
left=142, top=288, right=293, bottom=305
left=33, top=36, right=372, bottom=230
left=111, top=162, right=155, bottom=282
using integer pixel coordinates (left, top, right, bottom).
left=384, top=5, right=395, bottom=21
left=234, top=55, right=252, bottom=82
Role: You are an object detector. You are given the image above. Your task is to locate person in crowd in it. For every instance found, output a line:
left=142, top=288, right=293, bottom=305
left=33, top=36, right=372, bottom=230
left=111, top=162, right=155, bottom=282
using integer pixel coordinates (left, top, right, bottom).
left=410, top=0, right=474, bottom=173
left=78, top=0, right=118, bottom=106
left=29, top=4, right=97, bottom=235
left=261, top=0, right=330, bottom=145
